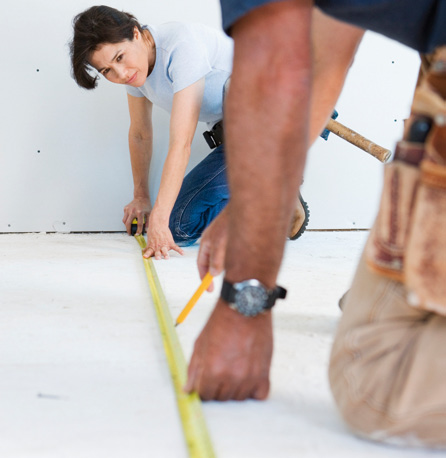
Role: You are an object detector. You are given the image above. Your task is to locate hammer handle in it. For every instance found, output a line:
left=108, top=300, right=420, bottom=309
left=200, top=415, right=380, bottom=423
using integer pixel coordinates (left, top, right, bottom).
left=326, top=118, right=391, bottom=163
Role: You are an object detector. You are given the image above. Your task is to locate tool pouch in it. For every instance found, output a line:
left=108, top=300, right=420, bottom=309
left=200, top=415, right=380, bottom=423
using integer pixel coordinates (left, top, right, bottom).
left=365, top=142, right=422, bottom=282
left=203, top=120, right=224, bottom=149
left=405, top=126, right=446, bottom=314
left=367, top=45, right=446, bottom=314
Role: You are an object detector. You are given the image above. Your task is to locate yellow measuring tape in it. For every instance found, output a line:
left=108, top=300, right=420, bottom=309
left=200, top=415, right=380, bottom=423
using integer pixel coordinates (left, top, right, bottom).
left=135, top=235, right=216, bottom=458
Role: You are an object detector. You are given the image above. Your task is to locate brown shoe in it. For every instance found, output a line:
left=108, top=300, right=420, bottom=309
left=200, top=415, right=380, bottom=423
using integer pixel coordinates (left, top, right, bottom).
left=288, top=194, right=310, bottom=240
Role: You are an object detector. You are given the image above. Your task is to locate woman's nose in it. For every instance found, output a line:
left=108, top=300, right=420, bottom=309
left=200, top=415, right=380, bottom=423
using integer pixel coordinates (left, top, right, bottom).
left=115, top=67, right=128, bottom=82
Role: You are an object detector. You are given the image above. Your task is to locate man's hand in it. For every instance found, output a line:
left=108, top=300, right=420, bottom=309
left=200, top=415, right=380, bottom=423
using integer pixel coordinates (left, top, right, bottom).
left=187, top=0, right=313, bottom=403
left=123, top=197, right=152, bottom=235
left=197, top=209, right=229, bottom=292
left=143, top=211, right=184, bottom=260
left=184, top=299, right=273, bottom=401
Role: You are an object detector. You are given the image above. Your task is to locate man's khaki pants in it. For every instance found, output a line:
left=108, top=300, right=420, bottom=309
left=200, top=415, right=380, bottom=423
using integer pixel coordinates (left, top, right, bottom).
left=329, top=243, right=446, bottom=448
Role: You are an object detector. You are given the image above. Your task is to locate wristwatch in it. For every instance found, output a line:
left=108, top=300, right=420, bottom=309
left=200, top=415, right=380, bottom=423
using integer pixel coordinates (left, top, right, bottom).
left=221, top=279, right=287, bottom=317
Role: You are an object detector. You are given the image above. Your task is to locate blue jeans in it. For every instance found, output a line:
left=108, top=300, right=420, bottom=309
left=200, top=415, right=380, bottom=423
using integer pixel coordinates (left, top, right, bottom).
left=169, top=145, right=229, bottom=245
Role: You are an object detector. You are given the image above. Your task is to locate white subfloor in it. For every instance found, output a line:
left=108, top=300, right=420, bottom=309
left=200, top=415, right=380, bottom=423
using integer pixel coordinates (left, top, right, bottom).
left=0, top=232, right=441, bottom=457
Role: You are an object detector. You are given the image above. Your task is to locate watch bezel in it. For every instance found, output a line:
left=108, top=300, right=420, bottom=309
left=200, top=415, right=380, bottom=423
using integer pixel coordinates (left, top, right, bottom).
left=232, top=279, right=269, bottom=317
left=221, top=278, right=287, bottom=317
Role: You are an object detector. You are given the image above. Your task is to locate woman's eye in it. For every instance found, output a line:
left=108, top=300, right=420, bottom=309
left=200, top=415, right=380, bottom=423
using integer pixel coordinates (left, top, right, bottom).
left=117, top=54, right=123, bottom=62
left=102, top=69, right=109, bottom=75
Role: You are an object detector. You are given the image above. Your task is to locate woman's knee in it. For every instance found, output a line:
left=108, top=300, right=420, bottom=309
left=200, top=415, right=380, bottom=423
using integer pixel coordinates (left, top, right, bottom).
left=169, top=218, right=199, bottom=245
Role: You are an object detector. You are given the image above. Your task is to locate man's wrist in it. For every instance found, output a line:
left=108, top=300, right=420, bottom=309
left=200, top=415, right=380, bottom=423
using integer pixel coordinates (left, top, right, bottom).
left=215, top=297, right=273, bottom=320
left=220, top=278, right=287, bottom=317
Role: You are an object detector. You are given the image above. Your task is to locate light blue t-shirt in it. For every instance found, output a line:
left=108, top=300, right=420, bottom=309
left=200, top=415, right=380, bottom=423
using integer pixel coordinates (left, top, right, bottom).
left=126, top=22, right=233, bottom=127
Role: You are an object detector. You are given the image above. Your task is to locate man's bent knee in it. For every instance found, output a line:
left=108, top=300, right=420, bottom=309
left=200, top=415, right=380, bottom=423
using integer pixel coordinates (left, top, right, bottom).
left=329, top=279, right=446, bottom=448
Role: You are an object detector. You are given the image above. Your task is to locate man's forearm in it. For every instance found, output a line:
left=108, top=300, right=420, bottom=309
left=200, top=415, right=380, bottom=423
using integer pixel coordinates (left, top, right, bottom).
left=224, top=1, right=313, bottom=288
left=309, top=9, right=364, bottom=143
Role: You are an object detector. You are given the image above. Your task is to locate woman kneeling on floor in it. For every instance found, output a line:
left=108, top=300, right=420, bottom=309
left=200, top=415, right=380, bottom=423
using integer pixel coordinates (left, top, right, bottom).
left=69, top=5, right=309, bottom=259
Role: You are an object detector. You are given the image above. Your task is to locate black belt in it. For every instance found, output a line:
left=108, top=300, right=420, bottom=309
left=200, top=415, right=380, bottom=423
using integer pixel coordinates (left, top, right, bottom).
left=204, top=109, right=336, bottom=148
left=203, top=121, right=224, bottom=149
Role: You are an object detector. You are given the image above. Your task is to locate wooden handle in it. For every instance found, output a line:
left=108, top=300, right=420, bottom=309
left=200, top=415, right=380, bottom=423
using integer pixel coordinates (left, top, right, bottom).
left=326, top=118, right=391, bottom=163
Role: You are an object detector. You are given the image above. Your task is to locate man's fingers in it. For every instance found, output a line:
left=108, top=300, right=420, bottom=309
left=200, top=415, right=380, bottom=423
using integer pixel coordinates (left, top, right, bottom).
left=187, top=369, right=268, bottom=401
left=197, top=245, right=211, bottom=279
left=209, top=242, right=225, bottom=277
left=251, top=379, right=270, bottom=400
left=198, top=249, right=214, bottom=292
left=206, top=280, right=215, bottom=293
left=197, top=374, right=219, bottom=401
left=233, top=386, right=251, bottom=401
left=214, top=381, right=238, bottom=402
left=184, top=353, right=200, bottom=393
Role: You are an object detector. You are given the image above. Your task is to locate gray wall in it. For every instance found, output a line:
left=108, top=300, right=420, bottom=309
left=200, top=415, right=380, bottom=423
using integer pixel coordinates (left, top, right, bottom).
left=0, top=1, right=420, bottom=232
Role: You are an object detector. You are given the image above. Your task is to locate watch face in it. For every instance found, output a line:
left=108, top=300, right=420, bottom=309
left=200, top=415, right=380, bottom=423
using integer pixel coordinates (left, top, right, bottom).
left=235, top=284, right=268, bottom=316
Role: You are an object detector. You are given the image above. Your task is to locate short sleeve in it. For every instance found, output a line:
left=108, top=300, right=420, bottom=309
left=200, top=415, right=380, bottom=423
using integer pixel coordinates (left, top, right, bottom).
left=125, top=85, right=144, bottom=97
left=167, top=39, right=212, bottom=93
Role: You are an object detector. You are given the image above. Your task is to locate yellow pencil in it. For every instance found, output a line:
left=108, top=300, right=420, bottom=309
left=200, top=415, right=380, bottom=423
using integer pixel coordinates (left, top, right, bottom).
left=175, top=272, right=214, bottom=326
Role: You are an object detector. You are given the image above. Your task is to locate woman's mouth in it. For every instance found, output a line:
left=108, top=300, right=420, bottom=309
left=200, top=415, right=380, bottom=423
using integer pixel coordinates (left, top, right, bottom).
left=126, top=73, right=137, bottom=84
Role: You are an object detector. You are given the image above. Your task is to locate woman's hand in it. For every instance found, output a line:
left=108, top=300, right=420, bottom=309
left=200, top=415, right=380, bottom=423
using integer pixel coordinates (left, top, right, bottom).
left=123, top=196, right=152, bottom=235
left=143, top=210, right=184, bottom=260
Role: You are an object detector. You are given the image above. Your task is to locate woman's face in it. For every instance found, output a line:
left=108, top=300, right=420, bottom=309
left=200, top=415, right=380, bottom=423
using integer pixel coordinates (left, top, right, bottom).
left=89, top=28, right=154, bottom=86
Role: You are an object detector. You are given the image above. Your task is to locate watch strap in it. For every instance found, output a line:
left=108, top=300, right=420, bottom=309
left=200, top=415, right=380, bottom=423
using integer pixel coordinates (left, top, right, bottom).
left=221, top=279, right=237, bottom=304
left=266, top=285, right=287, bottom=309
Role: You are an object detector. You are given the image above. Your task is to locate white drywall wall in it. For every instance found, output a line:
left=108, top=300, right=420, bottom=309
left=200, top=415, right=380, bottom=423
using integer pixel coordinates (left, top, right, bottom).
left=303, top=31, right=420, bottom=229
left=0, top=1, right=420, bottom=232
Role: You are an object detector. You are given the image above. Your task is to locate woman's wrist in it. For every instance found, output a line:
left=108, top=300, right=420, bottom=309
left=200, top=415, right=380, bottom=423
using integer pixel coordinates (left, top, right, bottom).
left=133, top=189, right=150, bottom=200
left=149, top=205, right=170, bottom=225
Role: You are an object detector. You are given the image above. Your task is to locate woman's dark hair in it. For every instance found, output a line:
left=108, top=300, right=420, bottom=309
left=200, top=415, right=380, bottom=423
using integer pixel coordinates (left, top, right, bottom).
left=69, top=5, right=144, bottom=89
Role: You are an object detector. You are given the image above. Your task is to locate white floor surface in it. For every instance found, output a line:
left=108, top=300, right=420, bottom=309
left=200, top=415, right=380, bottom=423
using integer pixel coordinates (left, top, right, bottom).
left=0, top=232, right=442, bottom=458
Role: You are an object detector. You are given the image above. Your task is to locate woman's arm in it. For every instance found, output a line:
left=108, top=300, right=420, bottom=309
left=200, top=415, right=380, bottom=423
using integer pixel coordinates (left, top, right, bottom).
left=143, top=76, right=206, bottom=260
left=123, top=94, right=154, bottom=236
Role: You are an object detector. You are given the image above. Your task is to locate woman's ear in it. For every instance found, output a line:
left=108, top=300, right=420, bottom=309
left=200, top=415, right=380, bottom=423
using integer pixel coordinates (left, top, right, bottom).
left=133, top=26, right=139, bottom=41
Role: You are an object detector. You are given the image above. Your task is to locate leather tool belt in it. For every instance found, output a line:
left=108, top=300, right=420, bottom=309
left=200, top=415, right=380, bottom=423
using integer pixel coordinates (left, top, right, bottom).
left=366, top=46, right=446, bottom=314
